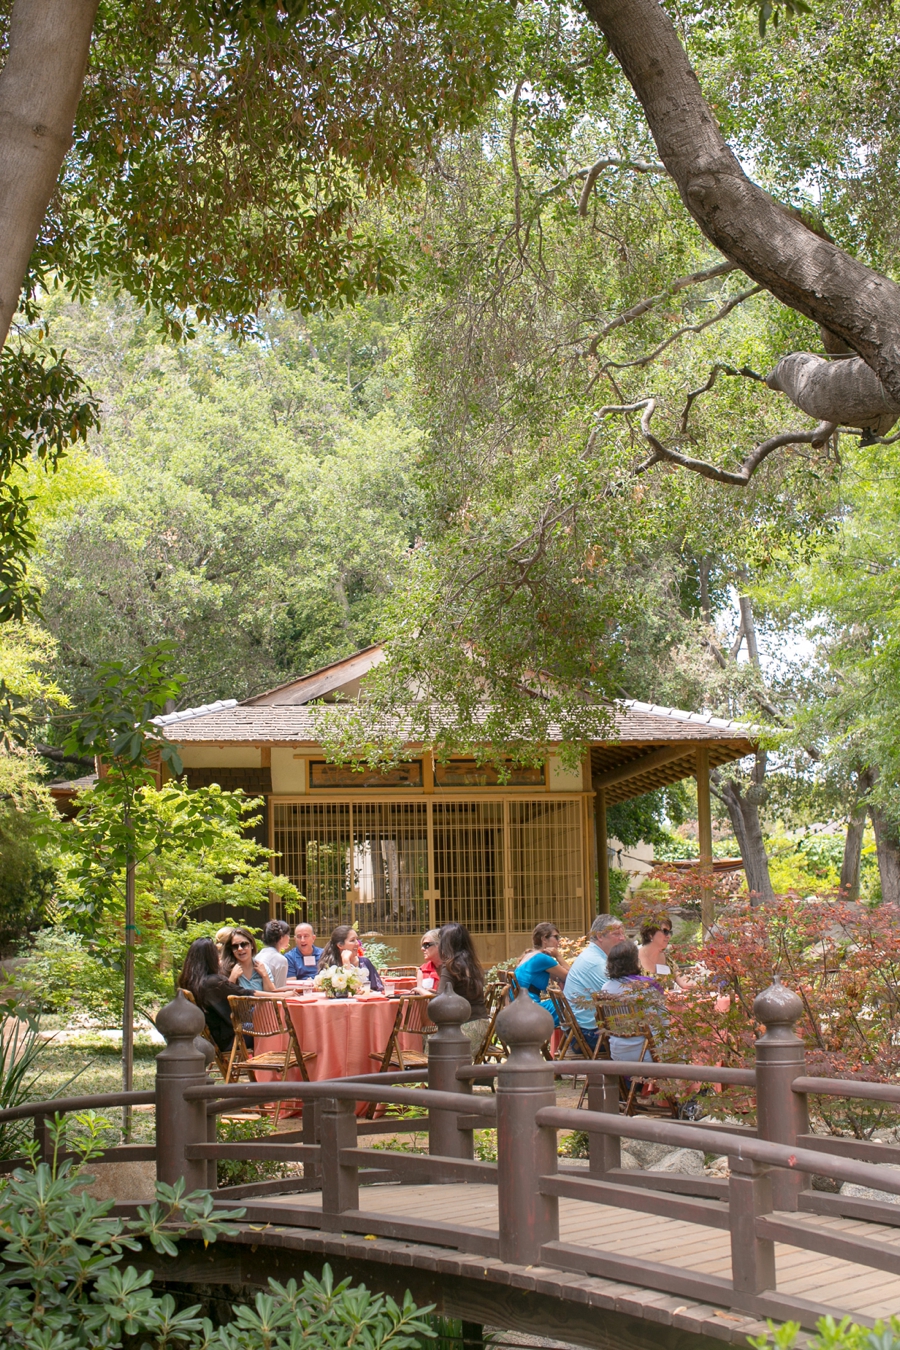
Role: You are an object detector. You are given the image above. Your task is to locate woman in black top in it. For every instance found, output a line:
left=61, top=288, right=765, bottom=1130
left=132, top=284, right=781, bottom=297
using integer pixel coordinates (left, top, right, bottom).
left=437, top=922, right=490, bottom=1048
left=178, top=937, right=236, bottom=1052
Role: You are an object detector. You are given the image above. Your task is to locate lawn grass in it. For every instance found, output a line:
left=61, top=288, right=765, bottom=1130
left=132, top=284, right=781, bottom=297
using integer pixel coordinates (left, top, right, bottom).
left=35, top=1034, right=159, bottom=1145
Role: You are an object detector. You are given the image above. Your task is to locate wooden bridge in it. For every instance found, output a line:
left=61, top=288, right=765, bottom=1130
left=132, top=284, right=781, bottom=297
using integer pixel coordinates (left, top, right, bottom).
left=7, top=981, right=900, bottom=1350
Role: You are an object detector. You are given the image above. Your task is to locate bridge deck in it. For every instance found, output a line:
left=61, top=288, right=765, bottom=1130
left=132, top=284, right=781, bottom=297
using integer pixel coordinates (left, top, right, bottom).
left=257, top=1183, right=900, bottom=1322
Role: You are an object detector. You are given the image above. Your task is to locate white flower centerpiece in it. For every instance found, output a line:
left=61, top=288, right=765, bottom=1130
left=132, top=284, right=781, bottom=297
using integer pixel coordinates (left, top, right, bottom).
left=314, top=964, right=363, bottom=999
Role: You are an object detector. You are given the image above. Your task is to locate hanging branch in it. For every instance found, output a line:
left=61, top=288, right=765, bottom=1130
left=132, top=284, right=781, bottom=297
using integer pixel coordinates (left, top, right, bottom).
left=577, top=156, right=665, bottom=215
left=593, top=284, right=764, bottom=366
left=679, top=362, right=767, bottom=433
left=621, top=398, right=836, bottom=485
left=596, top=261, right=739, bottom=340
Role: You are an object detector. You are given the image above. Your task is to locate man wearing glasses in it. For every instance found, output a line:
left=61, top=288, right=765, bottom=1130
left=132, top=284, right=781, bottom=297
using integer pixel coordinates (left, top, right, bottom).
left=563, top=914, right=627, bottom=1050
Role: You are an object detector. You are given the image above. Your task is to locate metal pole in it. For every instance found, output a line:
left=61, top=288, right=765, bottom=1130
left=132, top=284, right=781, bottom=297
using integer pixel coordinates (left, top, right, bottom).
left=753, top=977, right=808, bottom=1211
left=123, top=838, right=136, bottom=1141
left=427, top=989, right=474, bottom=1163
left=696, top=746, right=714, bottom=933
left=154, top=991, right=209, bottom=1192
left=494, top=994, right=559, bottom=1265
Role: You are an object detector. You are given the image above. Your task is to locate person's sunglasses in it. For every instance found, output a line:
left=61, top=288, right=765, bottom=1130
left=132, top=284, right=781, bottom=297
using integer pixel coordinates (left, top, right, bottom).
left=660, top=928, right=672, bottom=936
left=232, top=941, right=250, bottom=950
left=421, top=942, right=436, bottom=950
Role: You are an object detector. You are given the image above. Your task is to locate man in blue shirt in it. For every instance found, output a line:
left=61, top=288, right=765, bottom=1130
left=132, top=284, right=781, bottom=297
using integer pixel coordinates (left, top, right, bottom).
left=285, top=922, right=323, bottom=980
left=563, top=914, right=626, bottom=1050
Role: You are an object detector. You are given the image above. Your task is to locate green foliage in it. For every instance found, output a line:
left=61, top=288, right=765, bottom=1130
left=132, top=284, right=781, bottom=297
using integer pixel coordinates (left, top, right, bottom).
left=607, top=786, right=691, bottom=850
left=0, top=1111, right=436, bottom=1349
left=749, top=1315, right=900, bottom=1348
left=0, top=345, right=100, bottom=621
left=30, top=296, right=422, bottom=705
left=215, top=1115, right=282, bottom=1189
left=0, top=1017, right=87, bottom=1160
left=0, top=753, right=56, bottom=953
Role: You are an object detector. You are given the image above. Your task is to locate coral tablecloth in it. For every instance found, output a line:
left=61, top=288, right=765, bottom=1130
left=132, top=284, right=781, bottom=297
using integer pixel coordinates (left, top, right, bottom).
left=284, top=992, right=398, bottom=1081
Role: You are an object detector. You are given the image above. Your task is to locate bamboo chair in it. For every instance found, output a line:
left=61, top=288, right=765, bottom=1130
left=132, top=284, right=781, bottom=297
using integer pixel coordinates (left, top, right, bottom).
left=226, top=995, right=316, bottom=1124
left=473, top=981, right=509, bottom=1064
left=383, top=965, right=419, bottom=979
left=365, top=995, right=433, bottom=1120
left=593, top=992, right=660, bottom=1116
left=180, top=988, right=230, bottom=1082
left=548, top=989, right=611, bottom=1108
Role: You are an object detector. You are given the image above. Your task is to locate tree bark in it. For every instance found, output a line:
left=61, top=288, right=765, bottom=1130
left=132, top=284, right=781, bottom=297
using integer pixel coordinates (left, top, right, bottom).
left=715, top=753, right=775, bottom=905
left=840, top=767, right=875, bottom=901
left=0, top=0, right=98, bottom=349
left=869, top=803, right=900, bottom=907
left=581, top=0, right=900, bottom=403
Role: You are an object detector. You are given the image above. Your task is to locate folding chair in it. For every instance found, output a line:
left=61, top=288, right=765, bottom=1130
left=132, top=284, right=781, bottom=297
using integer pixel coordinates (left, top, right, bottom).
left=226, top=995, right=317, bottom=1124
left=383, top=965, right=419, bottom=979
left=473, top=982, right=509, bottom=1064
left=365, top=995, right=433, bottom=1119
left=593, top=993, right=660, bottom=1115
left=180, top=988, right=230, bottom=1081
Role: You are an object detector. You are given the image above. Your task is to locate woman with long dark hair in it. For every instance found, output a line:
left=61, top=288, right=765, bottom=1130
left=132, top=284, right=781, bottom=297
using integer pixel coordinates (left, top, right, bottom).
left=178, top=937, right=236, bottom=1051
left=437, top=922, right=489, bottom=1048
left=317, top=925, right=383, bottom=991
left=221, top=927, right=276, bottom=993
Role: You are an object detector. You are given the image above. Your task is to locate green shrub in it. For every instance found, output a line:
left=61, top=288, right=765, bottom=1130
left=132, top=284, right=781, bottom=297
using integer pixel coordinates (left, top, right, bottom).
left=749, top=1315, right=900, bottom=1348
left=0, top=1014, right=86, bottom=1158
left=216, top=1115, right=284, bottom=1188
left=0, top=1111, right=438, bottom=1349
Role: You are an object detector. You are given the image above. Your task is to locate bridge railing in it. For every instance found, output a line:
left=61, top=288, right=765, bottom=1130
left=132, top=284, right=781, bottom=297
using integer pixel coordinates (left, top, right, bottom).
left=5, top=976, right=900, bottom=1328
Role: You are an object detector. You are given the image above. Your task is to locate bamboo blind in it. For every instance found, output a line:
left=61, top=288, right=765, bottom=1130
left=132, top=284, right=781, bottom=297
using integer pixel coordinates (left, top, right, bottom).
left=272, top=796, right=584, bottom=938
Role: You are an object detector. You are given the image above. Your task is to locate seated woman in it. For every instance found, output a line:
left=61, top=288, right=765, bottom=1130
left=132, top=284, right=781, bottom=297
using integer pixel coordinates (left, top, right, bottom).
left=437, top=922, right=489, bottom=1048
left=417, top=929, right=442, bottom=992
left=178, top=937, right=236, bottom=1051
left=512, top=922, right=570, bottom=1025
left=318, top=925, right=384, bottom=991
left=601, top=939, right=666, bottom=1062
left=638, top=919, right=693, bottom=990
left=222, top=927, right=276, bottom=994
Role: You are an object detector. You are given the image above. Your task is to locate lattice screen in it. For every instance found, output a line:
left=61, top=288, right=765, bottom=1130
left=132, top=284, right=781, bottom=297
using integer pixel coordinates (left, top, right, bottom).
left=273, top=797, right=584, bottom=938
left=432, top=801, right=505, bottom=933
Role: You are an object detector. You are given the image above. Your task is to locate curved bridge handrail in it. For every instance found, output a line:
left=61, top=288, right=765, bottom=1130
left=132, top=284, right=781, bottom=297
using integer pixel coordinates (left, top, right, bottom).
left=0, top=1090, right=156, bottom=1126
left=182, top=1080, right=497, bottom=1118
left=458, top=1061, right=758, bottom=1086
left=792, top=1075, right=900, bottom=1104
left=537, top=1104, right=900, bottom=1199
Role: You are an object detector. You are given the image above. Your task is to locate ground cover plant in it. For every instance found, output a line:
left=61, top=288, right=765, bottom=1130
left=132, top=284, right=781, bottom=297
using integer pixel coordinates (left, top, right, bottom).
left=750, top=1315, right=900, bottom=1348
left=0, top=1111, right=439, bottom=1349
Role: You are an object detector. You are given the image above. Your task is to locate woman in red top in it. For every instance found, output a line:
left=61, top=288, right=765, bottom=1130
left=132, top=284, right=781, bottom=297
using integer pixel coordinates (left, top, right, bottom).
left=417, top=928, right=441, bottom=992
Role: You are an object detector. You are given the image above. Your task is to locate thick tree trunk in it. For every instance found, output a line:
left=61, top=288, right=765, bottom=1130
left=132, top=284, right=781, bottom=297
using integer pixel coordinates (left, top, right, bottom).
left=0, top=0, right=98, bottom=349
left=716, top=752, right=775, bottom=905
left=870, top=804, right=900, bottom=907
left=840, top=767, right=875, bottom=901
left=581, top=0, right=900, bottom=403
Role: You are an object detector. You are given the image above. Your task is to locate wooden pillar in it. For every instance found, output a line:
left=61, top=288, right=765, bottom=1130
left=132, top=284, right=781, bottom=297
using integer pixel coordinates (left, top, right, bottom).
left=594, top=789, right=610, bottom=915
left=696, top=746, right=714, bottom=933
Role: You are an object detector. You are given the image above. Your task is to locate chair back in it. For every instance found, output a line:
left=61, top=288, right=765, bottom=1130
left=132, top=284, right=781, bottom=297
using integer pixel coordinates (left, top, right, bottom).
left=473, top=981, right=509, bottom=1064
left=401, top=993, right=437, bottom=1038
left=227, top=994, right=288, bottom=1045
left=383, top=965, right=419, bottom=979
left=548, top=988, right=604, bottom=1061
left=594, top=992, right=654, bottom=1040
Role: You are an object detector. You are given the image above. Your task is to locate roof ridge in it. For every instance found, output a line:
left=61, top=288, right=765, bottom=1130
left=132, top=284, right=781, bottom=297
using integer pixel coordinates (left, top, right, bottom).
left=155, top=699, right=238, bottom=725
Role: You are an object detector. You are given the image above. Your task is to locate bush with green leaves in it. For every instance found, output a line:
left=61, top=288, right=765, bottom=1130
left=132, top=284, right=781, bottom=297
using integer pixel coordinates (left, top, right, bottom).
left=750, top=1315, right=900, bottom=1348
left=0, top=1111, right=439, bottom=1349
left=216, top=1115, right=283, bottom=1189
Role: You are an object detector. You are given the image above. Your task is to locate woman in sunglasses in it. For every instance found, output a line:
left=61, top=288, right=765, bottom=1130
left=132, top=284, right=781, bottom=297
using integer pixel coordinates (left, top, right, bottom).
left=638, top=919, right=693, bottom=990
left=417, top=929, right=441, bottom=992
left=222, top=927, right=276, bottom=993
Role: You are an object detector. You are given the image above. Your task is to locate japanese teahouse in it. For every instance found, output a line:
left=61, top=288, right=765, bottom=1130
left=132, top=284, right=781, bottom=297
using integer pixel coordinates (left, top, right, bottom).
left=157, top=645, right=755, bottom=964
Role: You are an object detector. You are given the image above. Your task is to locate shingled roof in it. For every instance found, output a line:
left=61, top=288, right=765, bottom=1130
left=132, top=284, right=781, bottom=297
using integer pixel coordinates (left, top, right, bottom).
left=160, top=677, right=755, bottom=804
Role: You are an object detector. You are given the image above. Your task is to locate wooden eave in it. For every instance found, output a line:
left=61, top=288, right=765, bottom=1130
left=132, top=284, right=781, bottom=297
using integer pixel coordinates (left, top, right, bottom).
left=591, top=737, right=754, bottom=805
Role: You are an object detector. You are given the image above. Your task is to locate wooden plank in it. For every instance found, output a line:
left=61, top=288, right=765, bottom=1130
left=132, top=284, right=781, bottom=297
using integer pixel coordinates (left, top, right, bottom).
left=597, top=1167, right=728, bottom=1200
left=341, top=1149, right=497, bottom=1184
left=800, top=1188, right=900, bottom=1229
left=542, top=1174, right=729, bottom=1229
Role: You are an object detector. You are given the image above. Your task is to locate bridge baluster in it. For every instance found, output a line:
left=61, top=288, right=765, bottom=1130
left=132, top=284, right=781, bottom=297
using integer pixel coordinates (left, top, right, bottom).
left=729, top=1156, right=777, bottom=1296
left=586, top=1074, right=620, bottom=1178
left=320, top=1097, right=359, bottom=1225
left=753, top=977, right=809, bottom=1212
left=427, top=988, right=474, bottom=1164
left=494, top=994, right=559, bottom=1265
left=155, top=991, right=210, bottom=1192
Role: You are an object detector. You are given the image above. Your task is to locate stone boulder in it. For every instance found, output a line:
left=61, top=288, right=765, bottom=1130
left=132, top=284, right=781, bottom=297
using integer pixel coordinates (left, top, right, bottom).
left=840, top=1163, right=900, bottom=1205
